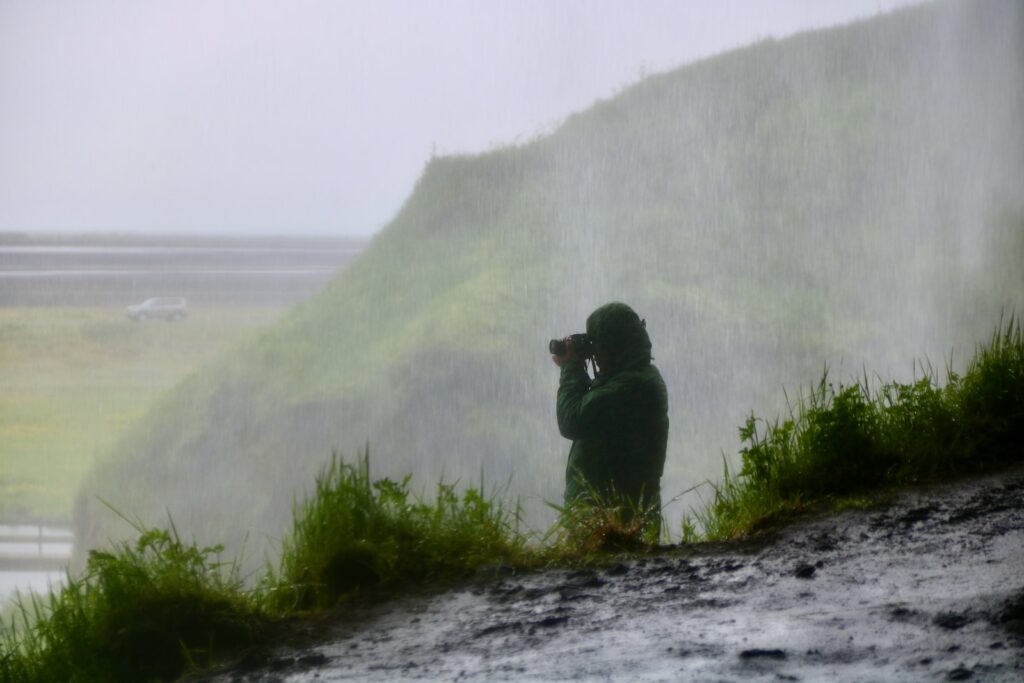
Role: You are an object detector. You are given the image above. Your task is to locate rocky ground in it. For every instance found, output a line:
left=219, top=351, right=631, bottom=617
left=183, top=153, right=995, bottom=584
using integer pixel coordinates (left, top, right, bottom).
left=197, top=466, right=1024, bottom=682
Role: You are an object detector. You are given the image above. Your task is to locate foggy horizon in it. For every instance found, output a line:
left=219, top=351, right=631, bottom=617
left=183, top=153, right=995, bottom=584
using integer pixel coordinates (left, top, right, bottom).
left=2, top=0, right=922, bottom=238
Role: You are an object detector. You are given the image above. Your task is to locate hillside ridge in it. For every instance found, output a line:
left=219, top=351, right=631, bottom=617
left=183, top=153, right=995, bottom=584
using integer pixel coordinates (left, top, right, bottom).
left=75, top=0, right=1024, bottom=562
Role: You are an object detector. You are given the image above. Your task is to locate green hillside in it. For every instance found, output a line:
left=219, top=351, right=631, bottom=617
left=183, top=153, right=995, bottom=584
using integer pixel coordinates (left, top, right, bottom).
left=75, top=0, right=1024, bottom=558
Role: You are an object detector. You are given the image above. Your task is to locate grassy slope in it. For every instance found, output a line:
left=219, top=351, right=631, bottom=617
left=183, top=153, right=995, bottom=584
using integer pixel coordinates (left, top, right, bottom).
left=76, top=1, right=1024, bottom=558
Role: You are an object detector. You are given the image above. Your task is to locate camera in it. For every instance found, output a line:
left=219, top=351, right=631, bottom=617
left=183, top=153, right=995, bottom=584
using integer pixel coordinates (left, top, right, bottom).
left=549, top=333, right=593, bottom=357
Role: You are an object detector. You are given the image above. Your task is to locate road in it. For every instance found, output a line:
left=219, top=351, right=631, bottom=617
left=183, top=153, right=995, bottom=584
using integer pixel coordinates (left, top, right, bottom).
left=0, top=235, right=367, bottom=306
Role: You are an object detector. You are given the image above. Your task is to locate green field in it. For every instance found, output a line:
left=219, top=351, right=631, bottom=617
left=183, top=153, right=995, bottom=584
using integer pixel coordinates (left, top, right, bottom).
left=0, top=307, right=284, bottom=520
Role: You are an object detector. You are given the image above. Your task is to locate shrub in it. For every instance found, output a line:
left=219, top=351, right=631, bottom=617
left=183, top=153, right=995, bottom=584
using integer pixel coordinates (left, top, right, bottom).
left=547, top=483, right=663, bottom=557
left=0, top=525, right=263, bottom=683
left=695, top=319, right=1024, bottom=539
left=265, top=450, right=530, bottom=611
left=955, top=320, right=1024, bottom=465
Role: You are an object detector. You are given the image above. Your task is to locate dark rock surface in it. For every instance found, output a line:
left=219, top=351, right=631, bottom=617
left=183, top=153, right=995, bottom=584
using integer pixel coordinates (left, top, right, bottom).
left=197, top=467, right=1024, bottom=682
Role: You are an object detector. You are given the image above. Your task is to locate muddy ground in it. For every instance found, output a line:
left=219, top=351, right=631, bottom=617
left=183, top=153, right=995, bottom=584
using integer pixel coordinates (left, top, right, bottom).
left=199, top=466, right=1024, bottom=682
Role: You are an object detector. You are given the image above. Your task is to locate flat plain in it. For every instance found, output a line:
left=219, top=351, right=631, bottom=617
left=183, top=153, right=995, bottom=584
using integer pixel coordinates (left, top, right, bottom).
left=0, top=234, right=364, bottom=521
left=0, top=306, right=286, bottom=521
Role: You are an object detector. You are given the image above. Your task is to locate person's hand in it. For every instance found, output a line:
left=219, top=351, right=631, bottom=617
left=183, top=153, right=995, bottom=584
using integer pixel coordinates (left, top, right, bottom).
left=551, top=336, right=578, bottom=367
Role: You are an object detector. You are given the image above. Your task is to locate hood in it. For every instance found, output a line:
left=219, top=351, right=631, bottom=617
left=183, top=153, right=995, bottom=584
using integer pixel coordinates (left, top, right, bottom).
left=585, top=302, right=652, bottom=374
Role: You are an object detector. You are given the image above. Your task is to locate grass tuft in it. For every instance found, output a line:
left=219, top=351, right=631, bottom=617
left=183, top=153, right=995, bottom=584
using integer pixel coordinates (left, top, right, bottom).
left=0, top=523, right=264, bottom=683
left=692, top=318, right=1024, bottom=540
left=264, top=449, right=531, bottom=611
left=546, top=483, right=663, bottom=557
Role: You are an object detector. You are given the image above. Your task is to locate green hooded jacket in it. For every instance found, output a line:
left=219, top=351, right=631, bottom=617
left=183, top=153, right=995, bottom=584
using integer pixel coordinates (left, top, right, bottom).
left=557, top=303, right=669, bottom=517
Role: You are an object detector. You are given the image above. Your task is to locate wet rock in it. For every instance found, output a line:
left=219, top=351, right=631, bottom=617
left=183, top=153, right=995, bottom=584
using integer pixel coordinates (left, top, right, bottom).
left=900, top=504, right=939, bottom=524
left=807, top=531, right=840, bottom=552
left=676, top=559, right=698, bottom=573
left=946, top=488, right=1015, bottom=524
left=235, top=651, right=270, bottom=673
left=526, top=614, right=570, bottom=635
left=557, top=589, right=596, bottom=602
left=935, top=612, right=972, bottom=630
left=297, top=653, right=329, bottom=668
left=998, top=592, right=1024, bottom=634
left=645, top=562, right=677, bottom=575
left=519, top=587, right=552, bottom=601
left=869, top=513, right=893, bottom=529
left=475, top=621, right=523, bottom=638
left=888, top=605, right=917, bottom=621
left=566, top=569, right=597, bottom=580
left=739, top=648, right=787, bottom=660
left=488, top=583, right=523, bottom=603
left=206, top=467, right=1024, bottom=682
left=688, top=597, right=737, bottom=610
left=557, top=572, right=605, bottom=601
left=480, top=564, right=519, bottom=579
left=605, top=562, right=630, bottom=576
left=794, top=563, right=816, bottom=579
left=267, top=657, right=294, bottom=672
left=533, top=614, right=570, bottom=628
left=569, top=574, right=607, bottom=589
left=669, top=643, right=720, bottom=659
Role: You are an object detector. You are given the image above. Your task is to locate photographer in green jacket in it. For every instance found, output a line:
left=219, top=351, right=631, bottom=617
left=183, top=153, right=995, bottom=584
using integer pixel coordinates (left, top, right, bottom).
left=550, top=302, right=669, bottom=530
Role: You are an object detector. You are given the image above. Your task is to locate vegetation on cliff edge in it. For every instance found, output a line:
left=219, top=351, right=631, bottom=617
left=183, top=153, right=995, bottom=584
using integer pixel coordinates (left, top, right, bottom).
left=4, top=320, right=1022, bottom=682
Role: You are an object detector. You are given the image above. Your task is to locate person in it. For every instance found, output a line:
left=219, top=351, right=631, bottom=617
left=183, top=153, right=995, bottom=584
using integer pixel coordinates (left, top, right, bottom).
left=551, top=302, right=669, bottom=529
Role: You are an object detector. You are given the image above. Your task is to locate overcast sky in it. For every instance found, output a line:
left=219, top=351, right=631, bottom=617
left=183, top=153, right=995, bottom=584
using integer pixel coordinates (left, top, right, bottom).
left=1, top=0, right=922, bottom=236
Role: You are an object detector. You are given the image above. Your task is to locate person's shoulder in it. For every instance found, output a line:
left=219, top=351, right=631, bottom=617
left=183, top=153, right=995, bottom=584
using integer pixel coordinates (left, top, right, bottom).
left=633, top=363, right=668, bottom=391
left=612, top=363, right=663, bottom=385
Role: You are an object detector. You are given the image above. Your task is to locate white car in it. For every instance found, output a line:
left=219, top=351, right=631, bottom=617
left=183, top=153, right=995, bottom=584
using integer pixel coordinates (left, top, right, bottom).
left=126, top=297, right=188, bottom=322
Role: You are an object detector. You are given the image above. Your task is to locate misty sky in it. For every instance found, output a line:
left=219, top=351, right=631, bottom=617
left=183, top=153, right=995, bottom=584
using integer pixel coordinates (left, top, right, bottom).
left=1, top=0, right=921, bottom=236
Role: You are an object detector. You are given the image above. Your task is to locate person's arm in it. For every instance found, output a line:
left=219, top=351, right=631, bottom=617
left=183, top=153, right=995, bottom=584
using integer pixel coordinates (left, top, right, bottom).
left=557, top=365, right=628, bottom=439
